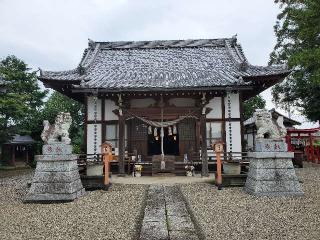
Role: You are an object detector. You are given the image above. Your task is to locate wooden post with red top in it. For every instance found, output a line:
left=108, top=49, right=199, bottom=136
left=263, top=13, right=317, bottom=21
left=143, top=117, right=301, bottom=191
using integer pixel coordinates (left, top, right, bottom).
left=212, top=140, right=224, bottom=190
left=101, top=142, right=113, bottom=185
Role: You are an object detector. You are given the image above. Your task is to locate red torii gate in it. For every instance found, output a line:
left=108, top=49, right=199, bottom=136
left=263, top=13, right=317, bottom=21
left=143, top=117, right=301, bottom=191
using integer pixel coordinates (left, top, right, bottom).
left=286, top=127, right=320, bottom=164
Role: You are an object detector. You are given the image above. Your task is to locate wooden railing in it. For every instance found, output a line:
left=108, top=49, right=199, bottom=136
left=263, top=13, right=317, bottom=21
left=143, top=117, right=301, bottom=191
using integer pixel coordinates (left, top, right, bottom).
left=77, top=151, right=251, bottom=175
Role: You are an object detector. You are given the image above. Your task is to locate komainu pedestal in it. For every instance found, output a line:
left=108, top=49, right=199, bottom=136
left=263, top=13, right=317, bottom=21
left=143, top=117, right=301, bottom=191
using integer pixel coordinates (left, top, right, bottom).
left=244, top=141, right=304, bottom=197
left=244, top=110, right=303, bottom=197
left=25, top=144, right=86, bottom=202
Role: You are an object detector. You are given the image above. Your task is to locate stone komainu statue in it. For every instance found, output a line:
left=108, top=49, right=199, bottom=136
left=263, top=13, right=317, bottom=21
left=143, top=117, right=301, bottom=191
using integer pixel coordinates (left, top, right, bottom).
left=254, top=109, right=287, bottom=139
left=41, top=112, right=72, bottom=145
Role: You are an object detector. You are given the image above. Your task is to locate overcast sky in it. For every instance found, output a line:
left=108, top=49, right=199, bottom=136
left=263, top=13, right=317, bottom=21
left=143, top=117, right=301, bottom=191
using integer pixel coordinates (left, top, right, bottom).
left=0, top=0, right=316, bottom=127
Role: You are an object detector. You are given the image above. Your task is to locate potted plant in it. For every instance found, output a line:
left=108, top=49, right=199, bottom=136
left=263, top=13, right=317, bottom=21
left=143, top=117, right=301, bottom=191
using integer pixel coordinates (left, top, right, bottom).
left=134, top=164, right=143, bottom=177
left=185, top=165, right=195, bottom=177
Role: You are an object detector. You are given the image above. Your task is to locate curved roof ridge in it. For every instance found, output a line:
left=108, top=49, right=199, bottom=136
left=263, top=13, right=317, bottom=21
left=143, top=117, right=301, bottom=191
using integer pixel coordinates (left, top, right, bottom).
left=81, top=42, right=100, bottom=69
left=41, top=68, right=78, bottom=75
left=235, top=44, right=248, bottom=63
left=90, top=37, right=234, bottom=49
left=39, top=68, right=82, bottom=81
left=224, top=38, right=248, bottom=71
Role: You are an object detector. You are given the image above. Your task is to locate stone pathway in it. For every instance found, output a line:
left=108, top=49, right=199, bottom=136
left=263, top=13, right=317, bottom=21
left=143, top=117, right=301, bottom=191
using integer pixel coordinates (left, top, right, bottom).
left=140, top=185, right=199, bottom=240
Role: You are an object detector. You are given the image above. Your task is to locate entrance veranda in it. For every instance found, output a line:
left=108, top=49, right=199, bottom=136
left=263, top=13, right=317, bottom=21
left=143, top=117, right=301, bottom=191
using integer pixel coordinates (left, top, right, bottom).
left=119, top=112, right=201, bottom=176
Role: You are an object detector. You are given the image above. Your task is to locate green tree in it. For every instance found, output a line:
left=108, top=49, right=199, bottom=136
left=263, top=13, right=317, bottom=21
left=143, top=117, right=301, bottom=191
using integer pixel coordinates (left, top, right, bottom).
left=243, top=95, right=266, bottom=120
left=270, top=0, right=320, bottom=122
left=40, top=91, right=85, bottom=153
left=0, top=55, right=47, bottom=145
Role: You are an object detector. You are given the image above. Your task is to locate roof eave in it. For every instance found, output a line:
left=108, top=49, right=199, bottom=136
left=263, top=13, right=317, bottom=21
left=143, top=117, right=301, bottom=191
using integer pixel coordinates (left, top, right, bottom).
left=71, top=85, right=253, bottom=93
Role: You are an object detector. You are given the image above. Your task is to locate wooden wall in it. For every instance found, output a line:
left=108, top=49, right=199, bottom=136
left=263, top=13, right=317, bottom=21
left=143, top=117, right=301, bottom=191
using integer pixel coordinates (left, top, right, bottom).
left=85, top=92, right=243, bottom=156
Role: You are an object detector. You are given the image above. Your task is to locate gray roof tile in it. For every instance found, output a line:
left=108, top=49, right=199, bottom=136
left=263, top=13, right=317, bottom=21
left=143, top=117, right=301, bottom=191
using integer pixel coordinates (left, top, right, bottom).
left=39, top=37, right=290, bottom=90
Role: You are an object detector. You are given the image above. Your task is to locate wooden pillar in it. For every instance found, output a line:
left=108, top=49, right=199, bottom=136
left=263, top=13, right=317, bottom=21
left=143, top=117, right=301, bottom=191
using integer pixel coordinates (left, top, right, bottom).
left=118, top=114, right=125, bottom=175
left=25, top=146, right=29, bottom=164
left=239, top=92, right=245, bottom=152
left=221, top=94, right=226, bottom=161
left=101, top=97, right=106, bottom=143
left=84, top=94, right=88, bottom=154
left=11, top=145, right=16, bottom=166
left=200, top=114, right=209, bottom=177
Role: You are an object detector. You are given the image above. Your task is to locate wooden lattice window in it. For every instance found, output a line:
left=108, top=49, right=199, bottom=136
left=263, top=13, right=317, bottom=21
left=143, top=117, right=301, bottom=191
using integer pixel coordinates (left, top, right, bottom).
left=178, top=119, right=196, bottom=141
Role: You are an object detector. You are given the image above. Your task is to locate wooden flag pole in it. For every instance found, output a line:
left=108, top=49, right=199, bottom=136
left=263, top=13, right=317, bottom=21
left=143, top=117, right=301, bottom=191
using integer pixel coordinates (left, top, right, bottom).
left=102, top=142, right=113, bottom=185
left=212, top=140, right=224, bottom=190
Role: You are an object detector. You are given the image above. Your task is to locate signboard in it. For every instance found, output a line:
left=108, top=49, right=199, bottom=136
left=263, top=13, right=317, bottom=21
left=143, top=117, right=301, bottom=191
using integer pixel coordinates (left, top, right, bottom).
left=214, top=141, right=224, bottom=153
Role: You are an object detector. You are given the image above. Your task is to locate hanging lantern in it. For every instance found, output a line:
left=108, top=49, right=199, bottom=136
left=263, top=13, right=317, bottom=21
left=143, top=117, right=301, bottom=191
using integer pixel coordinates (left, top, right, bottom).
left=173, top=136, right=177, bottom=141
left=154, top=127, right=158, bottom=137
left=173, top=125, right=177, bottom=135
left=155, top=136, right=159, bottom=141
left=148, top=126, right=152, bottom=134
left=168, top=126, right=172, bottom=136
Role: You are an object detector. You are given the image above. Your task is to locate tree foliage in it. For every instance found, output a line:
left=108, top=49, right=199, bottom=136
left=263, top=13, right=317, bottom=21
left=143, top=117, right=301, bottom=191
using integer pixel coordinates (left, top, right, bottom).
left=270, top=0, right=320, bottom=122
left=0, top=55, right=47, bottom=145
left=0, top=55, right=85, bottom=157
left=243, top=95, right=266, bottom=120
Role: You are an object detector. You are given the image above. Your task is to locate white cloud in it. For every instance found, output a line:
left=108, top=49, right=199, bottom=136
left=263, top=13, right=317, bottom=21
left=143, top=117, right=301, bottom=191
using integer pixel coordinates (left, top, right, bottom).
left=0, top=0, right=279, bottom=68
left=1, top=0, right=314, bottom=125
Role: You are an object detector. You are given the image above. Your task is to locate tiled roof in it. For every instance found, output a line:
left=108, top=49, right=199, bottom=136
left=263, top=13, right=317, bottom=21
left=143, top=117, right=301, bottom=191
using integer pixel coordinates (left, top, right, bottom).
left=7, top=135, right=35, bottom=144
left=39, top=37, right=290, bottom=90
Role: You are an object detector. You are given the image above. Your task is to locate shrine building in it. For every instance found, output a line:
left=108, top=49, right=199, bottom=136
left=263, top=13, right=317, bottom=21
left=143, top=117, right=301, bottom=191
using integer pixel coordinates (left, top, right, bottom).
left=38, top=37, right=289, bottom=176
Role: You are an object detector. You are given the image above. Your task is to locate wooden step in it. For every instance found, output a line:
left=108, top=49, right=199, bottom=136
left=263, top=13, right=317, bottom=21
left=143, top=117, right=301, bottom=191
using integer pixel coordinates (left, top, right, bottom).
left=152, top=173, right=176, bottom=177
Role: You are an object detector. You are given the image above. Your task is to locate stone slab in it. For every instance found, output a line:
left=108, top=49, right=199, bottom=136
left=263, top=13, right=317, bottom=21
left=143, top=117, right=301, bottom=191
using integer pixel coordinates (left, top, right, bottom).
left=248, top=158, right=294, bottom=169
left=247, top=168, right=298, bottom=181
left=167, top=215, right=195, bottom=231
left=166, top=203, right=189, bottom=217
left=140, top=185, right=200, bottom=240
left=35, top=154, right=78, bottom=161
left=255, top=139, right=288, bottom=152
left=169, top=230, right=199, bottom=240
left=244, top=189, right=304, bottom=197
left=36, top=161, right=78, bottom=172
left=42, top=144, right=72, bottom=155
left=143, top=206, right=166, bottom=222
left=139, top=221, right=169, bottom=240
left=28, top=179, right=84, bottom=194
left=244, top=153, right=304, bottom=197
left=25, top=188, right=86, bottom=202
left=248, top=151, right=294, bottom=159
left=26, top=151, right=86, bottom=203
left=32, top=170, right=81, bottom=183
left=245, top=177, right=303, bottom=193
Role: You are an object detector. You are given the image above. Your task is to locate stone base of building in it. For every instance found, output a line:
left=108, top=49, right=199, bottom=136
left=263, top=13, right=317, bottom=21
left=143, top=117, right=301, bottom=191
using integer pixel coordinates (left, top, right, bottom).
left=25, top=144, right=86, bottom=203
left=244, top=151, right=304, bottom=197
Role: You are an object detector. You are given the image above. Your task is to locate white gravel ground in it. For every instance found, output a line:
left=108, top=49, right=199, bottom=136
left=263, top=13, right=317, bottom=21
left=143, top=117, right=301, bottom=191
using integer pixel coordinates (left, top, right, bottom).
left=181, top=162, right=320, bottom=240
left=0, top=171, right=147, bottom=240
left=1, top=163, right=319, bottom=240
